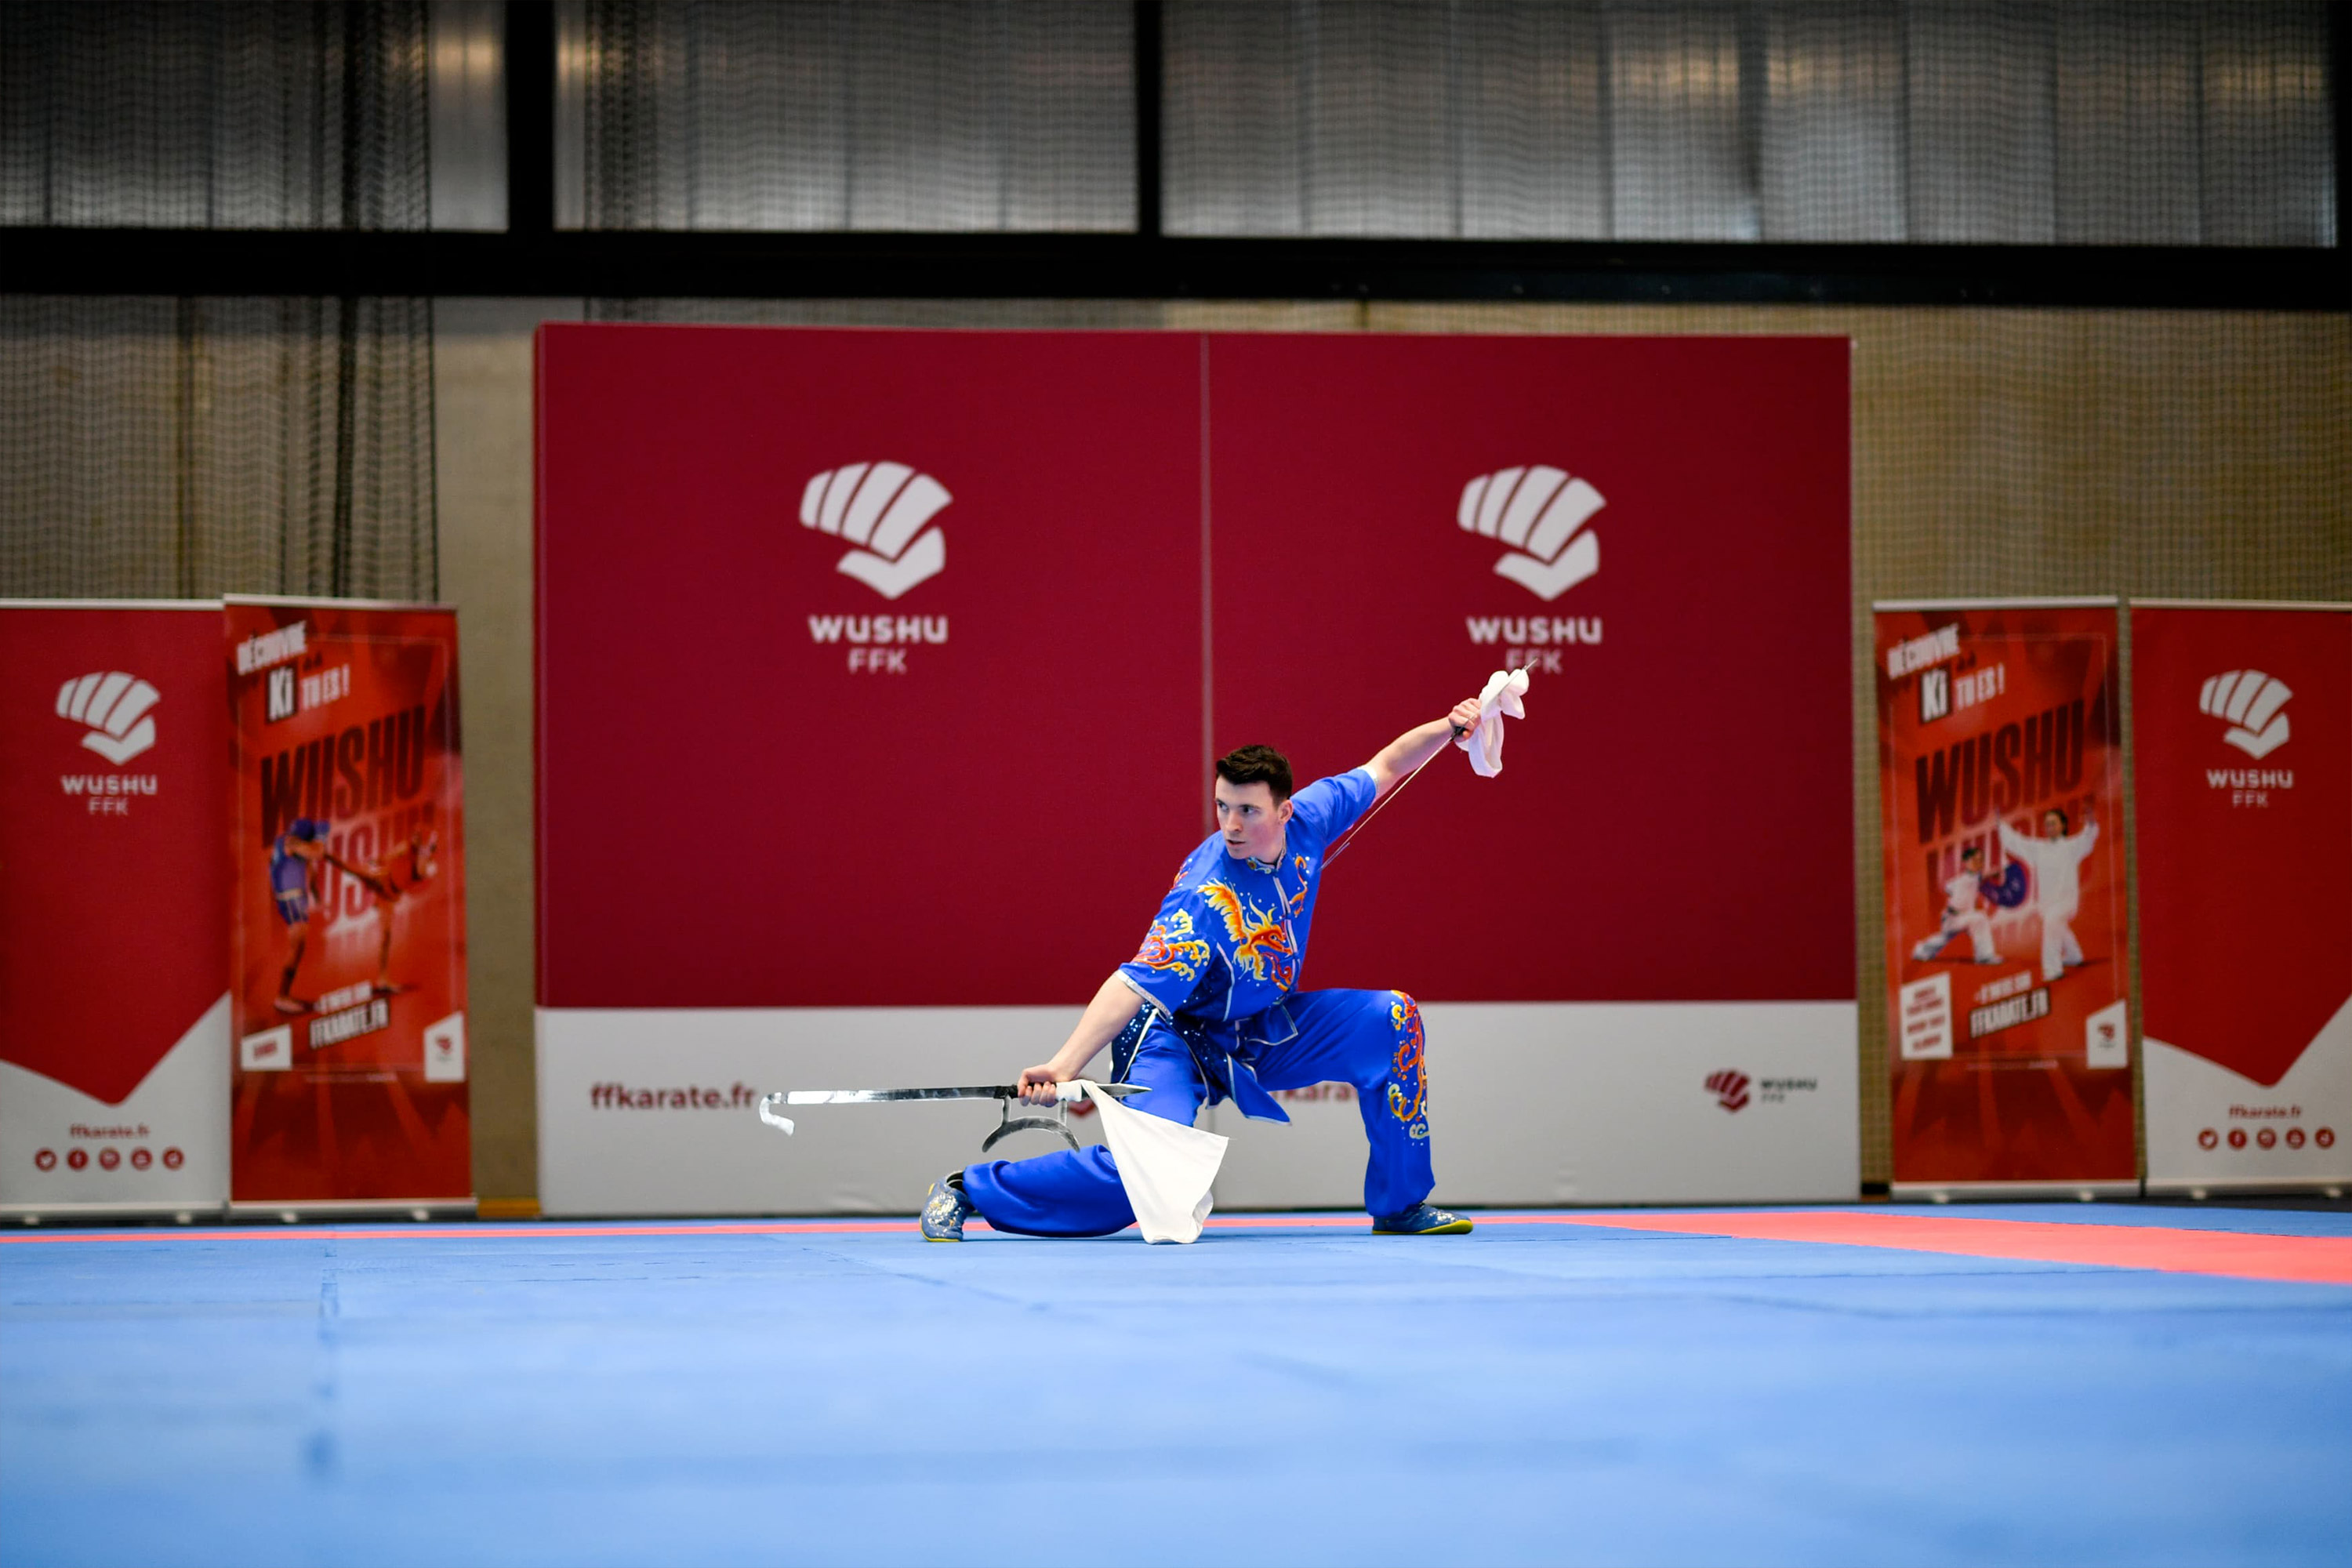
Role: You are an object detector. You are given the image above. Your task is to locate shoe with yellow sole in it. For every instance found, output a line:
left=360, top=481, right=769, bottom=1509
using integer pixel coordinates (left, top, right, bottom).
left=920, top=1171, right=974, bottom=1242
left=1371, top=1203, right=1473, bottom=1235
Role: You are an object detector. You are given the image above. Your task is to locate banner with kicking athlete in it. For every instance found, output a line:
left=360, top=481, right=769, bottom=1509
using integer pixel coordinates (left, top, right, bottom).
left=1874, top=600, right=2134, bottom=1193
left=0, top=601, right=231, bottom=1221
left=2132, top=601, right=2351, bottom=1193
left=224, top=597, right=470, bottom=1212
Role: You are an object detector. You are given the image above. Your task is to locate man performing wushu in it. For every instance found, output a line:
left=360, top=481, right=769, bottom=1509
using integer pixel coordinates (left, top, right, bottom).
left=920, top=691, right=1516, bottom=1243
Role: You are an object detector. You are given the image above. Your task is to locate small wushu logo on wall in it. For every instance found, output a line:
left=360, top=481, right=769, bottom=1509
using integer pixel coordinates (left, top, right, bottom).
left=1459, top=466, right=1605, bottom=601
left=2199, top=669, right=2291, bottom=760
left=56, top=672, right=160, bottom=764
left=800, top=462, right=952, bottom=600
left=1704, top=1070, right=1751, bottom=1112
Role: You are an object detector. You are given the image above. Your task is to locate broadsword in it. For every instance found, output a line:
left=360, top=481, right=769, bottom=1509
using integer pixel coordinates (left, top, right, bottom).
left=757, top=1080, right=1150, bottom=1153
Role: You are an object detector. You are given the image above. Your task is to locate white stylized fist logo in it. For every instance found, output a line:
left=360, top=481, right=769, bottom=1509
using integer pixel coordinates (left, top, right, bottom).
left=1459, top=466, right=1604, bottom=601
left=56, top=671, right=160, bottom=764
left=800, top=462, right=951, bottom=601
left=2200, top=669, right=2292, bottom=759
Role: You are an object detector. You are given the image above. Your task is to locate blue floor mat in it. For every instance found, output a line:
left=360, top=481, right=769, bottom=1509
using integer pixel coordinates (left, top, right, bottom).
left=3, top=1209, right=2347, bottom=1568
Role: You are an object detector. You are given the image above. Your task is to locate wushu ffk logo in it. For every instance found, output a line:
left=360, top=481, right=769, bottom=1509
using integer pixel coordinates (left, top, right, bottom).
left=1459, top=466, right=1605, bottom=601
left=56, top=671, right=160, bottom=764
left=800, top=462, right=952, bottom=600
left=2200, top=669, right=2291, bottom=760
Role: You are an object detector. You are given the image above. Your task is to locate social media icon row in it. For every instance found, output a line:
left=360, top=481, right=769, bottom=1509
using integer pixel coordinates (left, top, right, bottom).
left=31, top=1146, right=184, bottom=1171
left=2195, top=1127, right=2333, bottom=1151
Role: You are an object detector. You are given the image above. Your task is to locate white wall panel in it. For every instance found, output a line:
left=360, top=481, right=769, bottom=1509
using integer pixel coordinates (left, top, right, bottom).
left=1211, top=1003, right=1860, bottom=1210
left=0, top=995, right=230, bottom=1219
left=539, top=1002, right=1858, bottom=1218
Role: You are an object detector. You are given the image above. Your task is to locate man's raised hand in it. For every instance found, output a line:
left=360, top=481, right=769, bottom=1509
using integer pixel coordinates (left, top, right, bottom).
left=1369, top=702, right=1489, bottom=797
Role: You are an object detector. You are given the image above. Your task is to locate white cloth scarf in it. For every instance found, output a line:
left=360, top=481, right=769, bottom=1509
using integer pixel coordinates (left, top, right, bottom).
left=1457, top=667, right=1530, bottom=777
left=1080, top=1080, right=1229, bottom=1243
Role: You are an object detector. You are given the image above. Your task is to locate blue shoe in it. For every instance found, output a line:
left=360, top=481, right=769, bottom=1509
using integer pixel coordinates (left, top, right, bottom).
left=1371, top=1203, right=1473, bottom=1235
left=920, top=1171, right=975, bottom=1242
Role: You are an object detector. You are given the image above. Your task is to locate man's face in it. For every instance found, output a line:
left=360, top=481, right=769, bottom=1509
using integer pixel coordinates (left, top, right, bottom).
left=1214, top=778, right=1292, bottom=862
left=1962, top=850, right=1984, bottom=874
left=2042, top=811, right=2067, bottom=838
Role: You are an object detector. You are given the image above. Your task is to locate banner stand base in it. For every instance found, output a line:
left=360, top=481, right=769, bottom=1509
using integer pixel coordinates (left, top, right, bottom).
left=227, top=1197, right=477, bottom=1225
left=2145, top=1178, right=2348, bottom=1200
left=1891, top=1181, right=2142, bottom=1203
left=2, top=1200, right=227, bottom=1228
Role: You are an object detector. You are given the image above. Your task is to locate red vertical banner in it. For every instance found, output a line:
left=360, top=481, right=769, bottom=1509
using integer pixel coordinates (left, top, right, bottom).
left=225, top=597, right=470, bottom=1207
left=0, top=603, right=231, bottom=1218
left=1875, top=601, right=2135, bottom=1190
left=2131, top=601, right=2352, bottom=1192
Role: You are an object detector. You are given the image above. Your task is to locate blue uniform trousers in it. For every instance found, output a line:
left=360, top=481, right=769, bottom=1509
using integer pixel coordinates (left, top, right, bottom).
left=962, top=989, right=1434, bottom=1236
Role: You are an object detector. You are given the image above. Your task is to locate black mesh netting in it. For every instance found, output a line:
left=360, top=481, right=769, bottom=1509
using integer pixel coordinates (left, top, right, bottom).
left=0, top=297, right=437, bottom=601
left=1, top=0, right=430, bottom=230
left=1159, top=0, right=2335, bottom=243
left=573, top=0, right=1137, bottom=231
left=1, top=3, right=437, bottom=600
left=560, top=0, right=2332, bottom=244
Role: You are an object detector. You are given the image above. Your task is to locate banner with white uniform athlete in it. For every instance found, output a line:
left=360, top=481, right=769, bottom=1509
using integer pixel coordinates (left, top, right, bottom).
left=2132, top=601, right=2351, bottom=1193
left=0, top=601, right=231, bottom=1221
left=1874, top=601, right=2134, bottom=1193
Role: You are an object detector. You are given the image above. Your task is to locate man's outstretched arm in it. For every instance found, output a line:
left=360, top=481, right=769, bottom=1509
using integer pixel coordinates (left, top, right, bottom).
left=1014, top=973, right=1147, bottom=1105
left=1364, top=697, right=1486, bottom=800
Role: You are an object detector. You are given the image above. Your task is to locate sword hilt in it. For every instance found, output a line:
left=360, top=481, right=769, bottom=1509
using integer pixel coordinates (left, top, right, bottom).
left=1031, top=1080, right=1150, bottom=1102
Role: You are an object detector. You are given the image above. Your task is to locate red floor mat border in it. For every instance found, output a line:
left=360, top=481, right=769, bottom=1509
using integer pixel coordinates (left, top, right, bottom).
left=2, top=1210, right=2346, bottom=1286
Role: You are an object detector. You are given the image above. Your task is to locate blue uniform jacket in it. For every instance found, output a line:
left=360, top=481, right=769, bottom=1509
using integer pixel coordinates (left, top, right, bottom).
left=1113, top=768, right=1377, bottom=1123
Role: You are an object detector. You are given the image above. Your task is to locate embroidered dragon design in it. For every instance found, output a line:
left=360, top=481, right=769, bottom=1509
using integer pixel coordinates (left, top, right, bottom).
left=1284, top=854, right=1312, bottom=914
left=1200, top=880, right=1298, bottom=988
left=1385, top=991, right=1427, bottom=1127
left=1131, top=909, right=1210, bottom=982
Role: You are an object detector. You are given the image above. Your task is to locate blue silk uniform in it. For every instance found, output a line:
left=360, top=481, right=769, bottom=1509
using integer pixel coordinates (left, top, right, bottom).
left=270, top=826, right=319, bottom=924
left=963, top=768, right=1439, bottom=1235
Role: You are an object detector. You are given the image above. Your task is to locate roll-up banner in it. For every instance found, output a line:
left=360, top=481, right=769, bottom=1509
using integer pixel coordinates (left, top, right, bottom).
left=0, top=602, right=232, bottom=1221
left=224, top=597, right=471, bottom=1215
left=1874, top=600, right=2135, bottom=1195
left=2131, top=601, right=2351, bottom=1194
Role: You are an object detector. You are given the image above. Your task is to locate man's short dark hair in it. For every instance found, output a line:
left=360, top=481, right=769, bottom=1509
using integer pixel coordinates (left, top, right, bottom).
left=1215, top=744, right=1294, bottom=801
left=1961, top=844, right=1984, bottom=862
left=2043, top=807, right=2070, bottom=830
